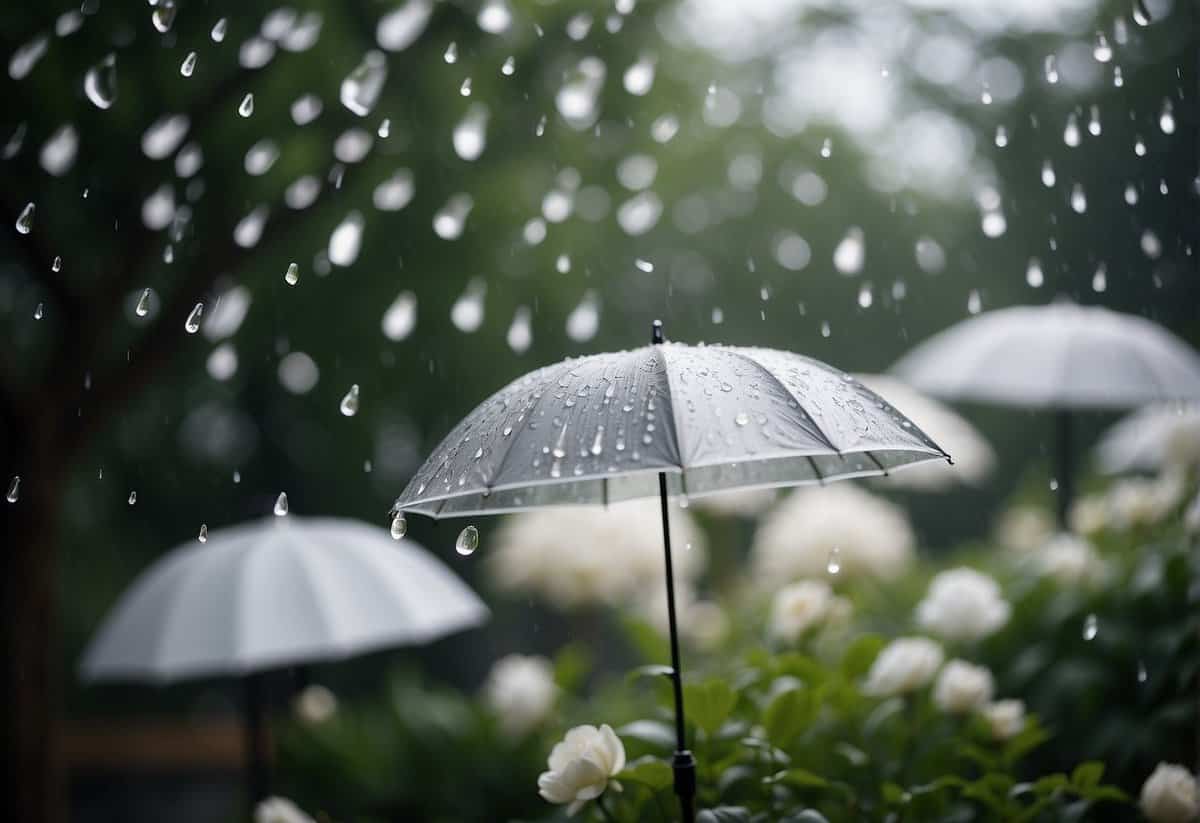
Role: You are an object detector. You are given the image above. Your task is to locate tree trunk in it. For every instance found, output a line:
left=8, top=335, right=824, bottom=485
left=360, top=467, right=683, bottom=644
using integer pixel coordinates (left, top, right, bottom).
left=2, top=419, right=65, bottom=823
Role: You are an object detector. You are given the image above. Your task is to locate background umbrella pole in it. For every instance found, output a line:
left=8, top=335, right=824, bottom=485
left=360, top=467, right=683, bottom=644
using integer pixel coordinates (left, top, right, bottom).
left=244, top=672, right=268, bottom=819
left=658, top=471, right=697, bottom=823
left=1055, top=410, right=1074, bottom=528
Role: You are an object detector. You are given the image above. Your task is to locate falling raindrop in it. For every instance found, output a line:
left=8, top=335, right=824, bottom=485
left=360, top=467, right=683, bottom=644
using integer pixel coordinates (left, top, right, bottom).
left=1043, top=54, right=1059, bottom=84
left=455, top=525, right=479, bottom=556
left=15, top=202, right=34, bottom=234
left=238, top=93, right=255, bottom=117
left=506, top=306, right=532, bottom=353
left=198, top=524, right=208, bottom=543
left=135, top=288, right=152, bottom=317
left=967, top=290, right=982, bottom=314
left=450, top=279, right=486, bottom=332
left=1070, top=183, right=1087, bottom=214
left=1136, top=660, right=1148, bottom=683
left=1113, top=66, right=1124, bottom=87
left=341, top=51, right=388, bottom=116
left=1026, top=259, right=1044, bottom=288
left=329, top=211, right=365, bottom=266
left=151, top=1, right=177, bottom=33
left=832, top=227, right=865, bottom=275
left=565, top=291, right=600, bottom=342
left=1132, top=0, right=1152, bottom=27
left=452, top=104, right=489, bottom=161
left=980, top=84, right=992, bottom=105
left=390, top=512, right=407, bottom=540
left=1124, top=183, right=1139, bottom=205
left=994, top=125, right=1008, bottom=148
left=382, top=291, right=417, bottom=340
left=1082, top=613, right=1098, bottom=641
left=459, top=77, right=472, bottom=96
left=819, top=138, right=833, bottom=158
left=33, top=302, right=44, bottom=320
left=180, top=51, right=197, bottom=77
left=635, top=258, right=654, bottom=273
left=84, top=53, right=117, bottom=109
left=433, top=194, right=473, bottom=239
left=184, top=302, right=204, bottom=333
left=284, top=262, right=299, bottom=285
left=6, top=476, right=19, bottom=503
left=377, top=118, right=390, bottom=138
left=128, top=491, right=137, bottom=505
left=274, top=492, right=289, bottom=516
left=1087, top=105, right=1101, bottom=136
left=826, top=547, right=841, bottom=576
left=1092, top=32, right=1112, bottom=63
left=211, top=18, right=228, bottom=42
left=623, top=56, right=655, bottom=96
left=856, top=284, right=873, bottom=309
left=1063, top=112, right=1081, bottom=147
left=1159, top=100, right=1175, bottom=135
left=443, top=41, right=457, bottom=64
left=51, top=256, right=61, bottom=272
left=1092, top=264, right=1107, bottom=293
left=339, top=384, right=360, bottom=416
left=1134, top=137, right=1146, bottom=157
left=1041, top=160, right=1056, bottom=187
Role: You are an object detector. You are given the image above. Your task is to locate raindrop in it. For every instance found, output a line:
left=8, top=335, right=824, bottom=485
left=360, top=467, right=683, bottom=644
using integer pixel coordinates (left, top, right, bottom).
left=198, top=524, right=208, bottom=543
left=980, top=84, right=993, bottom=105
left=211, top=18, right=228, bottom=42
left=151, top=1, right=177, bottom=33
left=9, top=34, right=48, bottom=80
left=443, top=41, right=457, bottom=64
left=40, top=124, right=78, bottom=176
left=382, top=291, right=418, bottom=340
left=820, top=138, right=833, bottom=158
left=1070, top=183, right=1087, bottom=214
left=1043, top=54, right=1059, bottom=84
left=1041, top=159, right=1056, bottom=187
left=390, top=512, right=407, bottom=540
left=826, top=547, right=841, bottom=576
left=33, top=302, right=44, bottom=320
left=238, top=93, right=255, bottom=117
left=1113, top=66, right=1124, bottom=87
left=284, top=262, right=299, bottom=285
left=1134, top=137, right=1146, bottom=157
left=128, top=491, right=137, bottom=505
left=135, top=288, right=152, bottom=317
left=450, top=279, right=486, bottom=332
left=623, top=56, right=655, bottom=96
left=184, top=302, right=204, bottom=333
left=994, top=125, right=1008, bottom=148
left=341, top=51, right=388, bottom=116
left=6, top=476, right=19, bottom=503
left=377, top=0, right=433, bottom=51
left=1092, top=32, right=1112, bottom=63
left=15, top=202, right=34, bottom=234
left=84, top=54, right=118, bottom=110
left=1087, top=105, right=1101, bottom=136
left=477, top=0, right=512, bottom=34
left=832, top=227, right=864, bottom=275
left=1132, top=0, right=1152, bottom=27
left=1082, top=613, right=1098, bottom=641
left=51, top=256, right=62, bottom=272
left=734, top=412, right=750, bottom=427
left=180, top=51, right=197, bottom=77
left=373, top=169, right=415, bottom=211
left=1136, top=660, right=1148, bottom=683
left=1092, top=264, right=1107, bottom=293
left=274, top=492, right=289, bottom=516
left=1124, top=184, right=1139, bottom=205
left=507, top=306, right=532, bottom=353
left=501, top=56, right=515, bottom=75
left=455, top=525, right=479, bottom=556
left=433, top=194, right=473, bottom=239
left=981, top=211, right=1006, bottom=238
left=459, top=77, right=472, bottom=97
left=452, top=104, right=489, bottom=161
left=1026, top=259, right=1044, bottom=288
left=820, top=321, right=831, bottom=338
left=635, top=258, right=654, bottom=273
left=339, top=384, right=360, bottom=416
left=1159, top=100, right=1175, bottom=135
left=1063, top=112, right=1081, bottom=147
left=966, top=290, right=982, bottom=314
left=856, top=284, right=873, bottom=309
left=565, top=291, right=600, bottom=342
left=377, top=118, right=390, bottom=138
left=329, top=211, right=364, bottom=266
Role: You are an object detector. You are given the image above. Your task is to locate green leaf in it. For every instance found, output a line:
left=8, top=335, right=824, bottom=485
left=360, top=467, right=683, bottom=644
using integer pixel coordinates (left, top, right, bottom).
left=763, top=687, right=813, bottom=747
left=684, top=679, right=738, bottom=735
left=840, top=633, right=885, bottom=679
left=553, top=642, right=592, bottom=692
left=1071, top=762, right=1104, bottom=790
left=766, top=768, right=829, bottom=789
left=617, top=719, right=676, bottom=749
left=619, top=756, right=673, bottom=791
left=697, top=806, right=753, bottom=823
left=882, top=782, right=908, bottom=805
left=780, top=811, right=831, bottom=823
left=1033, top=774, right=1069, bottom=796
left=627, top=664, right=675, bottom=684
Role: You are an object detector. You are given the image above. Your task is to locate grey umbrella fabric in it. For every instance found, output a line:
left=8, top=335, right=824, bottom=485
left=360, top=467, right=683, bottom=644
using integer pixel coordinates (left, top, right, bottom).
left=890, top=301, right=1200, bottom=410
left=394, top=343, right=950, bottom=518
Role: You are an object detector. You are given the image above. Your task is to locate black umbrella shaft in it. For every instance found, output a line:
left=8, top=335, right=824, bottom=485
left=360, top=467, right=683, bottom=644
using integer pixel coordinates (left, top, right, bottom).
left=658, top=471, right=697, bottom=823
left=1055, top=410, right=1074, bottom=528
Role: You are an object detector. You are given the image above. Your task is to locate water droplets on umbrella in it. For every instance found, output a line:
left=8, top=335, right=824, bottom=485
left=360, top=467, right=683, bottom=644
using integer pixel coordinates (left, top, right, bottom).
left=15, top=202, right=34, bottom=234
left=185, top=303, right=204, bottom=334
left=382, top=291, right=417, bottom=341
left=84, top=54, right=118, bottom=110
left=390, top=512, right=407, bottom=540
left=341, top=51, right=388, bottom=117
left=455, top=525, right=479, bottom=556
left=274, top=492, right=289, bottom=516
left=6, top=476, right=19, bottom=503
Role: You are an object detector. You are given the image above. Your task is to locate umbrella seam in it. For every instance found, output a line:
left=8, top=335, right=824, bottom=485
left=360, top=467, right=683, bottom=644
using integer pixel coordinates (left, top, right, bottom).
left=652, top=343, right=691, bottom=469
left=720, top=347, right=842, bottom=454
left=805, top=455, right=825, bottom=485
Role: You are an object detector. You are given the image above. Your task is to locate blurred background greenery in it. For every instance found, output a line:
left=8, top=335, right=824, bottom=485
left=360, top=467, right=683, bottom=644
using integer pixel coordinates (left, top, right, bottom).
left=0, top=0, right=1195, bottom=821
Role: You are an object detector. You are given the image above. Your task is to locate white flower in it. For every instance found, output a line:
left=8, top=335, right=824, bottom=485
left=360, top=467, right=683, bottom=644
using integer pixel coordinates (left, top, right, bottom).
left=932, top=660, right=994, bottom=714
left=862, top=636, right=944, bottom=697
left=691, top=486, right=777, bottom=517
left=1034, top=533, right=1107, bottom=587
left=1140, top=762, right=1200, bottom=823
left=1108, top=476, right=1178, bottom=530
left=916, top=567, right=1011, bottom=643
left=255, top=797, right=316, bottom=823
left=768, top=580, right=847, bottom=643
left=995, top=504, right=1054, bottom=552
left=981, top=699, right=1026, bottom=741
left=1068, top=494, right=1109, bottom=537
left=483, top=654, right=559, bottom=737
left=537, top=724, right=626, bottom=816
left=292, top=684, right=337, bottom=725
left=752, top=485, right=915, bottom=582
left=491, top=500, right=706, bottom=610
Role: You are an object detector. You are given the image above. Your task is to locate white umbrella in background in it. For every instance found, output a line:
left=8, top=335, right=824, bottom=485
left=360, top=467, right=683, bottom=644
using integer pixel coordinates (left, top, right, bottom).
left=391, top=321, right=950, bottom=823
left=80, top=515, right=488, bottom=810
left=856, top=374, right=995, bottom=491
left=892, top=301, right=1200, bottom=524
left=1095, top=403, right=1200, bottom=475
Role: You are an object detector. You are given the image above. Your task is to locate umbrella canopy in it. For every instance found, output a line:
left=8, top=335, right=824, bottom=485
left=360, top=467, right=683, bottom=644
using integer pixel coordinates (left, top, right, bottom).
left=855, top=374, right=995, bottom=491
left=81, top=516, right=488, bottom=683
left=890, top=302, right=1200, bottom=410
left=1095, top=403, right=1200, bottom=475
left=393, top=342, right=949, bottom=518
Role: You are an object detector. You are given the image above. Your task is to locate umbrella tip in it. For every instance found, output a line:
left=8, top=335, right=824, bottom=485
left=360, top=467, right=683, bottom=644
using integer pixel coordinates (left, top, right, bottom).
left=651, top=319, right=664, bottom=344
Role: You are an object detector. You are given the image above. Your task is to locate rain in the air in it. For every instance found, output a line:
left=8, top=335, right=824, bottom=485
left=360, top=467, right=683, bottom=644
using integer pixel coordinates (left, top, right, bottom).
left=2, top=2, right=1197, bottom=823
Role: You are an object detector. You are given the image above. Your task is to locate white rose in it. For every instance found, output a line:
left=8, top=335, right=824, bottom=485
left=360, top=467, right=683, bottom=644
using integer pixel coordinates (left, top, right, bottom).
left=483, top=654, right=559, bottom=737
left=1035, top=533, right=1107, bottom=587
left=255, top=796, right=316, bottom=823
left=768, top=580, right=837, bottom=643
left=1108, top=478, right=1174, bottom=529
left=538, top=724, right=626, bottom=816
left=292, top=684, right=337, bottom=725
left=916, top=567, right=1011, bottom=643
left=982, top=699, right=1026, bottom=740
left=862, top=637, right=944, bottom=697
left=996, top=505, right=1054, bottom=552
left=1140, top=762, right=1200, bottom=823
left=932, top=660, right=994, bottom=714
left=1068, top=495, right=1109, bottom=537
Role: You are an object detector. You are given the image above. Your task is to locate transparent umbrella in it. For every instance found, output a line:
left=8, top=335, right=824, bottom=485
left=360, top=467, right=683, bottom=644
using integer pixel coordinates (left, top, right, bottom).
left=892, top=301, right=1200, bottom=523
left=392, top=321, right=949, bottom=822
left=80, top=515, right=488, bottom=812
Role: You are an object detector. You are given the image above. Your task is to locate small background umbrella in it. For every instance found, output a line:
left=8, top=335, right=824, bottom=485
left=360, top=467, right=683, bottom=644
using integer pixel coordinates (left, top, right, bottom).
left=80, top=514, right=488, bottom=814
left=1095, top=403, right=1200, bottom=475
left=392, top=321, right=949, bottom=822
left=891, top=301, right=1200, bottom=525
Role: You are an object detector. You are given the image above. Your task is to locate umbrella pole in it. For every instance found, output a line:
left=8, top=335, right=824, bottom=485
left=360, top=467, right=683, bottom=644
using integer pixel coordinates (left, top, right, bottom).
left=244, top=672, right=268, bottom=819
left=658, top=471, right=697, bottom=823
left=1055, top=410, right=1074, bottom=529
